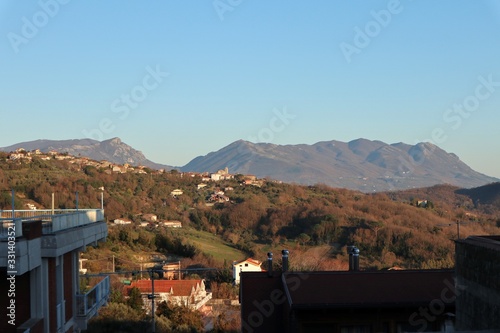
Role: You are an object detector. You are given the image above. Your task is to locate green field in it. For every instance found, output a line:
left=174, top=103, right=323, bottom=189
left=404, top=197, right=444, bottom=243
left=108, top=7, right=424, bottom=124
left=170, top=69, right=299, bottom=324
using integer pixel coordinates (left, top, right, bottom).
left=177, top=227, right=247, bottom=263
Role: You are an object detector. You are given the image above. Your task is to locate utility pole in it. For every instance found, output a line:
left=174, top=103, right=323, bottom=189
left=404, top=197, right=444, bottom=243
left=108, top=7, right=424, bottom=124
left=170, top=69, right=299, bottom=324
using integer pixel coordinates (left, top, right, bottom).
left=437, top=221, right=464, bottom=240
left=11, top=189, right=15, bottom=219
left=112, top=255, right=115, bottom=273
left=150, top=268, right=156, bottom=333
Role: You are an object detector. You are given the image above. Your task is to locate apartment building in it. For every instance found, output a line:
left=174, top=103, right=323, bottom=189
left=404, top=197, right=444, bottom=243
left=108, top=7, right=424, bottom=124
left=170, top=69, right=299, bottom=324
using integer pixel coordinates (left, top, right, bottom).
left=0, top=209, right=108, bottom=333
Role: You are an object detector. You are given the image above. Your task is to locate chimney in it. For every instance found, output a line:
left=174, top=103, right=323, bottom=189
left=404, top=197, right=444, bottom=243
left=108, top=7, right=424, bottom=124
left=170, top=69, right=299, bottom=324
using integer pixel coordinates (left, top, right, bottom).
left=348, top=246, right=360, bottom=271
left=267, top=252, right=273, bottom=277
left=282, top=249, right=289, bottom=272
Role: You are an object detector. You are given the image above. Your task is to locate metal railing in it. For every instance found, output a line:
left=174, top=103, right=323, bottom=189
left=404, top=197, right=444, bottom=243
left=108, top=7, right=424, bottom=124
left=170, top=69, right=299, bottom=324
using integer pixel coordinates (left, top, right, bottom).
left=76, top=275, right=110, bottom=318
left=56, top=301, right=65, bottom=331
left=0, top=209, right=104, bottom=239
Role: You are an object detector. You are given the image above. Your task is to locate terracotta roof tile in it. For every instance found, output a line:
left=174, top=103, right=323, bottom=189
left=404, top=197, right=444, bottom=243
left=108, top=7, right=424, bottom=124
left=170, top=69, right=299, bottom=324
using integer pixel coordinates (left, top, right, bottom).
left=124, top=279, right=202, bottom=297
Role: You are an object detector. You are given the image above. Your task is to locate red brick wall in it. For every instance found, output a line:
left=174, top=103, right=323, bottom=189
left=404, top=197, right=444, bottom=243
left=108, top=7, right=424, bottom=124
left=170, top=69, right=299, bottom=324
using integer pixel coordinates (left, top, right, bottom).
left=48, top=258, right=57, bottom=333
left=64, top=252, right=73, bottom=321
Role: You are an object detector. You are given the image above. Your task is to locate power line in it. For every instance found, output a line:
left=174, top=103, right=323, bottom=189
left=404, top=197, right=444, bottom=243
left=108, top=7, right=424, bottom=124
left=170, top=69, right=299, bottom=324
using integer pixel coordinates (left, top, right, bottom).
left=80, top=266, right=224, bottom=278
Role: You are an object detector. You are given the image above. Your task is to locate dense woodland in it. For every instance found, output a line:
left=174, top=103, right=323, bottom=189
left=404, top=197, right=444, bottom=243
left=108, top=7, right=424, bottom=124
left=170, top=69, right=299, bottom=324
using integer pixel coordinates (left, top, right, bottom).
left=2, top=153, right=500, bottom=331
left=2, top=152, right=499, bottom=271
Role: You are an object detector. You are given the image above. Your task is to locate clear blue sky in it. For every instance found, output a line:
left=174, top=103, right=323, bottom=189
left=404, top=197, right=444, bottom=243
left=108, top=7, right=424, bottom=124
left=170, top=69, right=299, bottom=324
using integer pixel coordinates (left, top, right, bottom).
left=1, top=0, right=500, bottom=178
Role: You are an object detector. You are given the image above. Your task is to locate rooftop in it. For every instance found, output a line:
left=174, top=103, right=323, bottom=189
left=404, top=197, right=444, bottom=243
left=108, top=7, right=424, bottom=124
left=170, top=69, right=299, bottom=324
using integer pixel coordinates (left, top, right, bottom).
left=0, top=209, right=105, bottom=239
left=124, top=279, right=204, bottom=297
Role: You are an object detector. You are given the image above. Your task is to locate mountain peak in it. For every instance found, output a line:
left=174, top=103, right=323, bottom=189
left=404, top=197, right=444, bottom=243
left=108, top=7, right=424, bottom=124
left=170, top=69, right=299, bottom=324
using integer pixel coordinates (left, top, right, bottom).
left=106, top=137, right=122, bottom=145
left=182, top=139, right=498, bottom=192
left=0, top=138, right=172, bottom=171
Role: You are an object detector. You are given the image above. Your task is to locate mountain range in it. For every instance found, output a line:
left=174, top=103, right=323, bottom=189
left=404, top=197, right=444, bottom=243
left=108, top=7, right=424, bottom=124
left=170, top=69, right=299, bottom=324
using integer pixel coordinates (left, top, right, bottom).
left=1, top=138, right=497, bottom=192
left=0, top=138, right=172, bottom=171
left=182, top=139, right=498, bottom=191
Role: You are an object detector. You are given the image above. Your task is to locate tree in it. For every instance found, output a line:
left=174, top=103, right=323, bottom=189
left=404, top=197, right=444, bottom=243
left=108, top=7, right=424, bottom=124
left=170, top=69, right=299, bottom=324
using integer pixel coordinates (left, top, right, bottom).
left=156, top=301, right=204, bottom=332
left=127, top=287, right=144, bottom=313
left=297, top=233, right=311, bottom=245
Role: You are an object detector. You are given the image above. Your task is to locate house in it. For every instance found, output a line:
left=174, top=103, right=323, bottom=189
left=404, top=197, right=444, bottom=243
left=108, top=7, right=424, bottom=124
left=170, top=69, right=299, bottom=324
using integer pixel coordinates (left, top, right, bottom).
left=142, top=213, right=157, bottom=222
left=162, top=262, right=181, bottom=280
left=211, top=173, right=222, bottom=181
left=240, top=251, right=455, bottom=333
left=209, top=192, right=230, bottom=203
left=0, top=208, right=109, bottom=333
left=112, top=165, right=126, bottom=173
left=161, top=221, right=182, bottom=228
left=417, top=200, right=428, bottom=208
left=79, top=258, right=88, bottom=275
left=170, top=189, right=183, bottom=197
left=55, top=155, right=73, bottom=161
left=123, top=279, right=212, bottom=311
left=113, top=218, right=132, bottom=225
left=25, top=203, right=37, bottom=210
left=232, top=258, right=264, bottom=284
left=197, top=183, right=208, bottom=190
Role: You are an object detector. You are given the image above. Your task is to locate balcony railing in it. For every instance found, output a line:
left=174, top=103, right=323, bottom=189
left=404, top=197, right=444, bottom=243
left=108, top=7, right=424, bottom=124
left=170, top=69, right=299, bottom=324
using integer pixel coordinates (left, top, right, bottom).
left=76, top=275, right=110, bottom=318
left=0, top=209, right=104, bottom=239
left=56, top=300, right=65, bottom=331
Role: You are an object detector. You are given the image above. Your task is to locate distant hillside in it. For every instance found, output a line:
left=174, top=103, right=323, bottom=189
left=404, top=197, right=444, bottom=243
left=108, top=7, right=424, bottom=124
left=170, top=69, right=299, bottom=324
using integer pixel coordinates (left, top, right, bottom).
left=456, top=182, right=500, bottom=212
left=182, top=139, right=498, bottom=192
left=0, top=138, right=173, bottom=170
left=2, top=137, right=497, bottom=192
left=2, top=154, right=499, bottom=270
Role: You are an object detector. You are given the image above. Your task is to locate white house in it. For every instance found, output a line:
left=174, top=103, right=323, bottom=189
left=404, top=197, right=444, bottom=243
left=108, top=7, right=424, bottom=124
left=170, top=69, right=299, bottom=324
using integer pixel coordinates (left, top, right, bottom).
left=170, top=189, right=183, bottom=196
left=232, top=258, right=264, bottom=284
left=161, top=221, right=182, bottom=228
left=113, top=218, right=132, bottom=225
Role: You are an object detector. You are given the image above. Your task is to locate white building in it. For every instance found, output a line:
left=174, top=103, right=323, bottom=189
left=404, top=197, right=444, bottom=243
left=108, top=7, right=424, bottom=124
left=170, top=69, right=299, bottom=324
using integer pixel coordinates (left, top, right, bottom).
left=232, top=258, right=264, bottom=284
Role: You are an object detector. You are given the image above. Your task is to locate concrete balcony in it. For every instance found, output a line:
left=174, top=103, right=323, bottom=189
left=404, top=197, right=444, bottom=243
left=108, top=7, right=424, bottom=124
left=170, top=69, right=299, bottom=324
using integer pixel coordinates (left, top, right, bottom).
left=0, top=209, right=105, bottom=238
left=75, top=276, right=110, bottom=330
left=0, top=209, right=107, bottom=275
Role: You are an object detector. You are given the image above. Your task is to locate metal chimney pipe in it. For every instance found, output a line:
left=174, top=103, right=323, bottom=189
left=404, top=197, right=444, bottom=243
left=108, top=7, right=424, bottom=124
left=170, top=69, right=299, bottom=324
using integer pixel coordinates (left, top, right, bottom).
left=352, top=247, right=360, bottom=271
left=282, top=250, right=289, bottom=272
left=348, top=246, right=360, bottom=271
left=267, top=252, right=273, bottom=277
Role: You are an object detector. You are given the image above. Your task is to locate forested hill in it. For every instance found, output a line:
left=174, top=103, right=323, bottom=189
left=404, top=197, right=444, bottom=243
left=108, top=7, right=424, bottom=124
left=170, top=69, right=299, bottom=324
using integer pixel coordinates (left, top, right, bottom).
left=1, top=151, right=499, bottom=270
